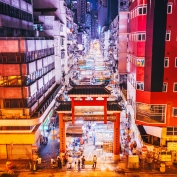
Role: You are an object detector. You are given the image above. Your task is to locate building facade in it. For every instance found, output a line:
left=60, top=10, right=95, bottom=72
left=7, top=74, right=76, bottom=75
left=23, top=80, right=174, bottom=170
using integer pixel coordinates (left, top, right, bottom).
left=127, top=0, right=177, bottom=146
left=77, top=0, right=87, bottom=24
left=91, top=10, right=98, bottom=39
left=0, top=0, right=61, bottom=159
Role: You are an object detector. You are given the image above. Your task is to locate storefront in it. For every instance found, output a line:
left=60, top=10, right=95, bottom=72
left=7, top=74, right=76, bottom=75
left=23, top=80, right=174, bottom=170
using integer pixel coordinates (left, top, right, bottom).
left=94, top=122, right=113, bottom=153
left=40, top=109, right=54, bottom=138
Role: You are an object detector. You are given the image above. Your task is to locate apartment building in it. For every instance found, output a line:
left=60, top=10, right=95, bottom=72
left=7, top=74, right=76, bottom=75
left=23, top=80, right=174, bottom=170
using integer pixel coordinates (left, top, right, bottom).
left=0, top=0, right=61, bottom=159
left=127, top=0, right=177, bottom=146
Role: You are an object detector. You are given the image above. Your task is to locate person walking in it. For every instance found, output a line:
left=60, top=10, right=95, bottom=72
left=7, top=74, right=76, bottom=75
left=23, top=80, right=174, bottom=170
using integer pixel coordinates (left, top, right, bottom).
left=63, top=154, right=68, bottom=166
left=93, top=155, right=97, bottom=169
left=57, top=157, right=62, bottom=170
left=77, top=159, right=81, bottom=171
left=51, top=157, right=56, bottom=168
left=74, top=161, right=77, bottom=172
left=81, top=156, right=85, bottom=169
left=68, top=155, right=73, bottom=169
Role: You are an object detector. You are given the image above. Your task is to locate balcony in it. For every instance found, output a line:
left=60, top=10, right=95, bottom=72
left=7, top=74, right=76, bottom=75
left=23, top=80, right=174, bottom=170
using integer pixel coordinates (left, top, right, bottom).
left=27, top=77, right=56, bottom=107
left=0, top=47, right=54, bottom=64
left=31, top=84, right=62, bottom=118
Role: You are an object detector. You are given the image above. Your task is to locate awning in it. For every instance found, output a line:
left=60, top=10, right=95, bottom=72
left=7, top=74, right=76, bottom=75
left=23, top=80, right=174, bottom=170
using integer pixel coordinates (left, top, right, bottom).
left=143, top=126, right=162, bottom=138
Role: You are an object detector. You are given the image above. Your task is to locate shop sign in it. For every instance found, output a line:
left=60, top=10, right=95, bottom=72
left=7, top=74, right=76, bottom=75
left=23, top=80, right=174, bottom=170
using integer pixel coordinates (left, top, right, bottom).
left=167, top=142, right=177, bottom=151
left=160, top=155, right=171, bottom=162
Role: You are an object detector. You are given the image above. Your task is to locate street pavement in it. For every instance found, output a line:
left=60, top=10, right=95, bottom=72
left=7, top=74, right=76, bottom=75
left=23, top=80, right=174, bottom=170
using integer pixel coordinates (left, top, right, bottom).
left=16, top=171, right=177, bottom=177
left=1, top=122, right=177, bottom=176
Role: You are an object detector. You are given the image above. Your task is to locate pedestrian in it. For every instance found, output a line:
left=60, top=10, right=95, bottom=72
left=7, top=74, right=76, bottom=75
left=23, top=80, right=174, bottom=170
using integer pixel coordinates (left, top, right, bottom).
left=68, top=155, right=73, bottom=169
left=57, top=157, right=62, bottom=170
left=81, top=156, right=85, bottom=169
left=80, top=137, right=84, bottom=145
left=63, top=155, right=68, bottom=166
left=77, top=159, right=81, bottom=171
left=93, top=155, right=97, bottom=169
left=74, top=161, right=77, bottom=172
left=51, top=157, right=56, bottom=168
left=132, top=148, right=136, bottom=155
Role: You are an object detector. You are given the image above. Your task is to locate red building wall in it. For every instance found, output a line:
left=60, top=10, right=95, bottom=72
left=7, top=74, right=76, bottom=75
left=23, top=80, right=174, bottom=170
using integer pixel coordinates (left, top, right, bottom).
left=129, top=0, right=177, bottom=127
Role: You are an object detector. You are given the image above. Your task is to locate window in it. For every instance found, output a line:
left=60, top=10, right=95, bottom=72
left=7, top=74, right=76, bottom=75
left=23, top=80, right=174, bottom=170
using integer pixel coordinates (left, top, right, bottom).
left=166, top=31, right=171, bottom=41
left=138, top=6, right=147, bottom=15
left=138, top=7, right=142, bottom=14
left=60, top=25, right=63, bottom=32
left=162, top=83, right=167, bottom=92
left=167, top=4, right=172, bottom=14
left=172, top=108, right=177, bottom=117
left=16, top=56, right=21, bottom=62
left=167, top=127, right=177, bottom=135
left=136, top=103, right=166, bottom=123
left=137, top=33, right=146, bottom=41
left=136, top=82, right=144, bottom=90
left=19, top=100, right=23, bottom=108
left=2, top=56, right=7, bottom=63
left=60, top=38, right=64, bottom=46
left=61, top=51, right=65, bottom=59
left=135, top=8, right=137, bottom=17
left=4, top=100, right=10, bottom=108
left=143, top=7, right=147, bottom=14
left=174, top=83, right=177, bottom=92
left=175, top=58, right=177, bottom=67
left=164, top=58, right=169, bottom=67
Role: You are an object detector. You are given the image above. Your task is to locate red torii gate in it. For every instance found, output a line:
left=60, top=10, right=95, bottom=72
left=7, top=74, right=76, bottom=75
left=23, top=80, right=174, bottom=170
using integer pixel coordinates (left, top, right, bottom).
left=56, top=82, right=122, bottom=161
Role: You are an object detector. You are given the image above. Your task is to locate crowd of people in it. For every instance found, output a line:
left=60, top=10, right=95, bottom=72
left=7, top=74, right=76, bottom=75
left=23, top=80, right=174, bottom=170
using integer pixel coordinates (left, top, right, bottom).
left=120, top=117, right=139, bottom=156
left=49, top=122, right=99, bottom=171
left=50, top=153, right=98, bottom=171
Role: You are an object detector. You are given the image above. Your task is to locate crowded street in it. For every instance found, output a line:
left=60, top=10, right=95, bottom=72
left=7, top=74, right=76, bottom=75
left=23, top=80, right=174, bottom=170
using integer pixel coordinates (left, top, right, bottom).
left=34, top=40, right=146, bottom=172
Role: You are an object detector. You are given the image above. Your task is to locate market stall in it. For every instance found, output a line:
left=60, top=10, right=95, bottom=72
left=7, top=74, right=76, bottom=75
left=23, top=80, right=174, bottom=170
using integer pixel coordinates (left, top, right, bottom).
left=94, top=128, right=113, bottom=153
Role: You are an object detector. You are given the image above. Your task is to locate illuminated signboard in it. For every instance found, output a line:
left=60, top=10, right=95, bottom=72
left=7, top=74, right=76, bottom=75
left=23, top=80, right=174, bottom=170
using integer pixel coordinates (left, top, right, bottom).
left=160, top=155, right=171, bottom=162
left=167, top=142, right=177, bottom=151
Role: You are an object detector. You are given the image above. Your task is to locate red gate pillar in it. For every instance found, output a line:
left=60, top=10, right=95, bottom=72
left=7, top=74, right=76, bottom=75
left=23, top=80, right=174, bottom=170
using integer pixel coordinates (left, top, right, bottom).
left=104, top=97, right=107, bottom=124
left=71, top=97, right=75, bottom=124
left=59, top=113, right=66, bottom=153
left=113, top=113, right=120, bottom=162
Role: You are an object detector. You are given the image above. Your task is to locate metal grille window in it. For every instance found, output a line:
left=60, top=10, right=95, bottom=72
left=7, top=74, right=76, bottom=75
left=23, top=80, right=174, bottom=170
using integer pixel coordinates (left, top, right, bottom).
left=136, top=103, right=166, bottom=123
left=167, top=127, right=177, bottom=135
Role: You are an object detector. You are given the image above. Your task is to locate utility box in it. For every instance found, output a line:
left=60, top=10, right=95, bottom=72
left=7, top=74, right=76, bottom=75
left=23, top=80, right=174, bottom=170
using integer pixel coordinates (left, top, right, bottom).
left=128, top=155, right=139, bottom=168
